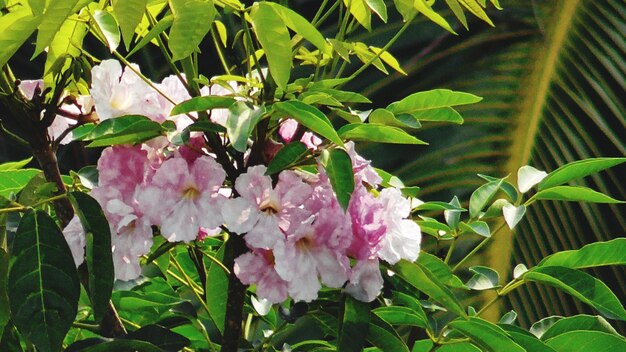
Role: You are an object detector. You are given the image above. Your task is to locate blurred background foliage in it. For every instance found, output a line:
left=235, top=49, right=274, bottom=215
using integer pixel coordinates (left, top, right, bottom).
left=1, top=0, right=624, bottom=333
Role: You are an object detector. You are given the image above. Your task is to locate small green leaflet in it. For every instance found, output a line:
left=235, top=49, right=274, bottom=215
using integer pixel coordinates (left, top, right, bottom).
left=321, top=149, right=354, bottom=210
left=338, top=124, right=427, bottom=144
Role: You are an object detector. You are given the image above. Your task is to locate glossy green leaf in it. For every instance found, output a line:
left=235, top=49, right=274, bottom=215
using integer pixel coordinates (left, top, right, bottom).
left=168, top=0, right=216, bottom=61
left=93, top=10, right=120, bottom=52
left=66, top=338, right=163, bottom=352
left=226, top=102, right=263, bottom=152
left=8, top=209, right=80, bottom=352
left=538, top=239, right=626, bottom=269
left=124, top=324, right=190, bottom=351
left=417, top=252, right=466, bottom=289
left=338, top=124, right=427, bottom=144
left=127, top=15, right=173, bottom=57
left=411, top=340, right=435, bottom=352
left=517, top=165, right=548, bottom=193
left=250, top=2, right=291, bottom=89
left=544, top=331, right=626, bottom=352
left=204, top=245, right=227, bottom=335
left=0, top=169, right=40, bottom=198
left=344, top=0, right=371, bottom=31
left=466, top=266, right=500, bottom=290
left=538, top=158, right=626, bottom=190
left=81, top=115, right=164, bottom=147
left=499, top=310, right=517, bottom=324
left=529, top=316, right=563, bottom=338
left=33, top=0, right=80, bottom=57
left=265, top=2, right=329, bottom=54
left=112, top=0, right=147, bottom=50
left=368, top=109, right=421, bottom=129
left=308, top=88, right=371, bottom=103
left=497, top=324, right=556, bottom=352
left=367, top=314, right=409, bottom=352
left=449, top=317, right=525, bottom=352
left=444, top=196, right=462, bottom=228
left=69, top=192, right=114, bottom=322
left=415, top=201, right=465, bottom=212
left=388, top=89, right=481, bottom=115
left=365, top=0, right=388, bottom=22
left=469, top=179, right=502, bottom=218
left=274, top=101, right=343, bottom=146
left=370, top=46, right=406, bottom=75
left=338, top=295, right=370, bottom=352
left=457, top=0, right=493, bottom=26
left=373, top=306, right=428, bottom=329
left=502, top=204, right=525, bottom=229
left=540, top=315, right=619, bottom=341
left=435, top=343, right=481, bottom=352
left=445, top=0, right=468, bottom=29
left=267, top=142, right=310, bottom=175
left=409, top=107, right=464, bottom=124
left=0, top=7, right=41, bottom=67
left=185, top=120, right=226, bottom=134
left=170, top=96, right=236, bottom=116
left=524, top=266, right=626, bottom=321
left=532, top=186, right=624, bottom=204
left=413, top=0, right=456, bottom=33
left=393, top=261, right=466, bottom=317
left=0, top=158, right=32, bottom=171
left=17, top=172, right=56, bottom=207
left=321, top=149, right=354, bottom=210
left=459, top=221, right=490, bottom=238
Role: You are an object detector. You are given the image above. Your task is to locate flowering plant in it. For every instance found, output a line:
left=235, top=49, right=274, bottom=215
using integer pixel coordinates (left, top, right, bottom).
left=0, top=1, right=624, bottom=351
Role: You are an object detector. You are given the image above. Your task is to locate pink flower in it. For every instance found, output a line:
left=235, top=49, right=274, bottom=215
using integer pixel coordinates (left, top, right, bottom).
left=138, top=155, right=226, bottom=242
left=90, top=60, right=160, bottom=120
left=345, top=141, right=382, bottom=187
left=234, top=249, right=288, bottom=304
left=377, top=188, right=421, bottom=264
left=273, top=208, right=351, bottom=302
left=278, top=119, right=322, bottom=150
left=344, top=259, right=384, bottom=302
left=222, top=166, right=312, bottom=249
left=97, top=145, right=149, bottom=197
left=347, top=184, right=387, bottom=260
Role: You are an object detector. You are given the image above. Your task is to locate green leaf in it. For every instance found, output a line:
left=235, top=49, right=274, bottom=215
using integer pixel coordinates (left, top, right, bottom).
left=170, top=96, right=236, bottom=116
left=33, top=0, right=80, bottom=57
left=540, top=315, right=619, bottom=341
left=8, top=209, right=80, bottom=352
left=0, top=7, right=41, bottom=68
left=127, top=15, right=173, bottom=57
left=17, top=172, right=56, bottom=207
left=274, top=101, right=343, bottom=146
left=538, top=239, right=626, bottom=269
left=415, top=201, right=466, bottom=212
left=0, top=323, right=24, bottom=352
left=370, top=46, right=406, bottom=75
left=0, top=169, right=40, bottom=198
left=226, top=102, right=264, bottom=152
left=343, top=0, right=371, bottom=31
left=457, top=0, right=494, bottom=26
left=413, top=0, right=456, bottom=34
left=0, top=158, right=32, bottom=171
left=204, top=245, right=228, bottom=335
left=265, top=2, right=329, bottom=54
left=409, top=107, right=464, bottom=124
left=412, top=340, right=435, bottom=352
left=538, top=158, right=626, bottom=190
left=250, top=2, right=292, bottom=89
left=67, top=338, right=163, bottom=352
left=308, top=88, right=371, bottom=104
left=321, top=149, right=354, bottom=210
left=469, top=179, right=503, bottom=218
left=266, top=142, right=310, bottom=175
left=368, top=109, right=421, bottom=129
left=367, top=314, right=410, bottom=352
left=435, top=343, right=481, bottom=352
left=112, top=0, right=147, bottom=50
left=93, top=9, right=120, bottom=52
left=338, top=124, right=427, bottom=145
left=338, top=295, right=370, bottom=352
left=444, top=196, right=462, bottom=228
left=459, top=221, right=491, bottom=238
left=417, top=252, right=467, bottom=289
left=544, top=331, right=626, bottom=352
left=0, top=249, right=9, bottom=338
left=497, top=324, right=556, bottom=352
left=449, top=317, right=525, bottom=352
left=124, top=324, right=190, bottom=351
left=365, top=0, right=388, bottom=22
left=466, top=266, right=500, bottom=290
left=373, top=306, right=428, bottom=329
left=388, top=89, right=482, bottom=115
left=445, top=0, right=468, bottom=29
left=69, top=192, right=114, bottom=322
left=81, top=115, right=164, bottom=147
left=532, top=186, right=624, bottom=204
left=524, top=266, right=626, bottom=321
left=393, top=261, right=466, bottom=317
left=168, top=0, right=216, bottom=61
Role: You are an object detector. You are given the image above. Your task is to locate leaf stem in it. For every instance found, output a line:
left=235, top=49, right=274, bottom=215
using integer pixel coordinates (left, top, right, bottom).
left=452, top=221, right=506, bottom=272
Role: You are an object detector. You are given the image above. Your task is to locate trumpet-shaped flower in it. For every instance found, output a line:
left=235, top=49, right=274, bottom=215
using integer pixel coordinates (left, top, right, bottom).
left=376, top=188, right=421, bottom=265
left=222, top=166, right=312, bottom=249
left=344, top=259, right=384, bottom=302
left=347, top=184, right=386, bottom=260
left=234, top=249, right=288, bottom=304
left=138, top=155, right=226, bottom=242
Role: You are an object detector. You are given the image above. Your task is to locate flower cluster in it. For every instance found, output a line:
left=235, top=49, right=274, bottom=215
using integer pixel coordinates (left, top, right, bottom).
left=57, top=60, right=421, bottom=302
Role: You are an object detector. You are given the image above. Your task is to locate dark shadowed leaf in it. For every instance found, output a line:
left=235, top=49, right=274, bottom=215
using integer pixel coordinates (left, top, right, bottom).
left=338, top=295, right=370, bottom=352
left=266, top=142, right=311, bottom=175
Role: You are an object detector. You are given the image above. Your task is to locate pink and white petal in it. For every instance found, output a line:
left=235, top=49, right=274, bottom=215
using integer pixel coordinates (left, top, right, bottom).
left=378, top=220, right=421, bottom=265
left=245, top=214, right=283, bottom=249
left=191, top=156, right=226, bottom=192
left=313, top=248, right=349, bottom=288
left=137, top=185, right=177, bottom=225
left=160, top=200, right=201, bottom=242
left=222, top=197, right=260, bottom=234
left=197, top=195, right=225, bottom=230
left=345, top=259, right=384, bottom=302
left=234, top=165, right=272, bottom=206
left=62, top=216, right=86, bottom=267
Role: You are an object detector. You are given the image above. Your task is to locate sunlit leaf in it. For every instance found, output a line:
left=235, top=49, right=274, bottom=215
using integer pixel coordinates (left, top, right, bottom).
left=168, top=0, right=216, bottom=61
left=250, top=2, right=291, bottom=89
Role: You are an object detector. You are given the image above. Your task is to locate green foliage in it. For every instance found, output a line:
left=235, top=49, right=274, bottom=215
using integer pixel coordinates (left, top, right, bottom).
left=168, top=0, right=216, bottom=61
left=320, top=148, right=355, bottom=210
